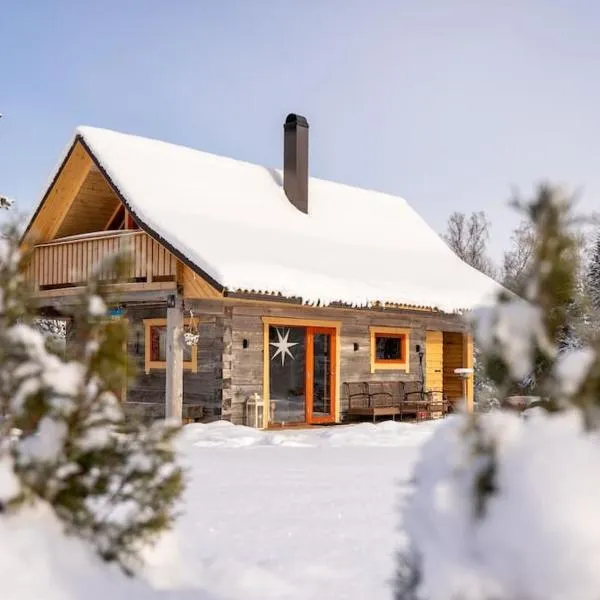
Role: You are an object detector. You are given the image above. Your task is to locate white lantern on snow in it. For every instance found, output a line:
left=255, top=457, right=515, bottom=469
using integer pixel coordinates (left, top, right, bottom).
left=246, top=393, right=264, bottom=429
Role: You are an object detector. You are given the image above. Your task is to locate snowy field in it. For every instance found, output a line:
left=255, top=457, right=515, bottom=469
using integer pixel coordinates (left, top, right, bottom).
left=149, top=420, right=440, bottom=600
left=3, top=419, right=440, bottom=600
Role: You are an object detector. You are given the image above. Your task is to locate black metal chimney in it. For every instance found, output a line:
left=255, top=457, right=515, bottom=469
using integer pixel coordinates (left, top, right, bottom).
left=283, top=113, right=309, bottom=214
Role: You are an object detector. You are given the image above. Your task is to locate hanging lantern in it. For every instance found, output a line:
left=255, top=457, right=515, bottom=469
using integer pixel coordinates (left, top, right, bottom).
left=246, top=393, right=264, bottom=429
left=183, top=309, right=200, bottom=347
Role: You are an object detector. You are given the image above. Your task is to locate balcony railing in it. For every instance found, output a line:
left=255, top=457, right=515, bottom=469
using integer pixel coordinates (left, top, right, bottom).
left=26, top=230, right=177, bottom=290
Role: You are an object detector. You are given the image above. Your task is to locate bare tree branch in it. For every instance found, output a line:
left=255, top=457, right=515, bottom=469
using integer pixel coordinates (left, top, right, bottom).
left=442, top=211, right=497, bottom=278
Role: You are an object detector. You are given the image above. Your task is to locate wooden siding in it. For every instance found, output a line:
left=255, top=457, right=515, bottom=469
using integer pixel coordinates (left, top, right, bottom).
left=55, top=167, right=121, bottom=239
left=443, top=332, right=465, bottom=401
left=64, top=296, right=472, bottom=423
left=182, top=265, right=222, bottom=299
left=218, top=300, right=469, bottom=425
left=25, top=231, right=177, bottom=290
left=23, top=140, right=93, bottom=246
left=425, top=330, right=443, bottom=392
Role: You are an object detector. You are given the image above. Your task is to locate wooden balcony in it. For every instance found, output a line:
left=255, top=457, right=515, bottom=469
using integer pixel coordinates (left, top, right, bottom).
left=25, top=230, right=178, bottom=296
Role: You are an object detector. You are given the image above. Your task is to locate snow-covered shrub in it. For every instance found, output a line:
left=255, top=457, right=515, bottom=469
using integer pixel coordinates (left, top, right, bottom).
left=0, top=227, right=183, bottom=574
left=397, top=185, right=600, bottom=600
left=473, top=343, right=500, bottom=413
left=33, top=317, right=67, bottom=353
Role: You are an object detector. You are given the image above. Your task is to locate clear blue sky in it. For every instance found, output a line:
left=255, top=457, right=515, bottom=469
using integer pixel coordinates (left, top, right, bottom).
left=1, top=0, right=599, bottom=261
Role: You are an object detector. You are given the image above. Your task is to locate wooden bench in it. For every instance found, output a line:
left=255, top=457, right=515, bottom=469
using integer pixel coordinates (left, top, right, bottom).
left=344, top=381, right=449, bottom=423
left=345, top=381, right=401, bottom=422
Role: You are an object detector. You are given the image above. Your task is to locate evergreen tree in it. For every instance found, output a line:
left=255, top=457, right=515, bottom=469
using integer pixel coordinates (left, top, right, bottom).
left=397, top=184, right=600, bottom=599
left=586, top=232, right=600, bottom=313
left=0, top=226, right=184, bottom=574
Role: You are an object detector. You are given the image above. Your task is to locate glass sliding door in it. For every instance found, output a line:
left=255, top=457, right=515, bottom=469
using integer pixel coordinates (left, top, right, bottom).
left=308, top=328, right=335, bottom=422
left=267, top=324, right=337, bottom=426
left=268, top=326, right=306, bottom=424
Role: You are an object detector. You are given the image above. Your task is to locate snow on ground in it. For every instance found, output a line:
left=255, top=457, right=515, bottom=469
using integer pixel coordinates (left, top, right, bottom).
left=1, top=501, right=161, bottom=600
left=145, top=420, right=440, bottom=600
left=2, top=420, right=439, bottom=600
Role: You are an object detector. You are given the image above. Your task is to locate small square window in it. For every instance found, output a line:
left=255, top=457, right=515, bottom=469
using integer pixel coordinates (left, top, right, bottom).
left=150, top=325, right=192, bottom=362
left=144, top=318, right=198, bottom=374
left=370, top=327, right=410, bottom=373
left=375, top=335, right=404, bottom=361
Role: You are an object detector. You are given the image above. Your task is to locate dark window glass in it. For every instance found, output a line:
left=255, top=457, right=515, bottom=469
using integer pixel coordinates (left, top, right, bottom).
left=312, top=332, right=332, bottom=418
left=107, top=205, right=126, bottom=230
left=375, top=335, right=404, bottom=361
left=269, top=326, right=306, bottom=423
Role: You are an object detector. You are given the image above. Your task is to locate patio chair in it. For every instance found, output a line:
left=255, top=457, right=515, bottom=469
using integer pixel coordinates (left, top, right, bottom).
left=402, top=381, right=434, bottom=421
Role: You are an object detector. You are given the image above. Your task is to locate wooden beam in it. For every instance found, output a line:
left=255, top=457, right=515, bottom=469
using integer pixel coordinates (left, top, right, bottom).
left=31, top=280, right=177, bottom=299
left=125, top=210, right=135, bottom=230
left=104, top=202, right=124, bottom=230
left=23, top=141, right=93, bottom=246
left=165, top=293, right=184, bottom=423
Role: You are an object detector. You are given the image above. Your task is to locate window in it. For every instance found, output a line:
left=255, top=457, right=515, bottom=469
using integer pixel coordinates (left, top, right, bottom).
left=376, top=335, right=404, bottom=361
left=369, top=327, right=410, bottom=372
left=144, top=318, right=198, bottom=374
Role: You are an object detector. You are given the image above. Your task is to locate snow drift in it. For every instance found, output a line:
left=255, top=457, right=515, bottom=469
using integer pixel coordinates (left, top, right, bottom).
left=402, top=410, right=600, bottom=600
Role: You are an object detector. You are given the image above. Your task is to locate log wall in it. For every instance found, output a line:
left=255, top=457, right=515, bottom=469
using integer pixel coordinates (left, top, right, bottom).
left=65, top=297, right=471, bottom=424
left=123, top=303, right=224, bottom=420
left=222, top=301, right=468, bottom=424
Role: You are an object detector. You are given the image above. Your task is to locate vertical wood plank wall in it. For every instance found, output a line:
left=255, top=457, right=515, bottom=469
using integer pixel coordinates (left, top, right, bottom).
left=425, top=330, right=444, bottom=392
left=26, top=232, right=177, bottom=288
left=442, top=332, right=465, bottom=403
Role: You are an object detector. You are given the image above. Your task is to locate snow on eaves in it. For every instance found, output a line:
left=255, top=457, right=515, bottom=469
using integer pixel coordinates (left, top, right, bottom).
left=70, top=126, right=503, bottom=313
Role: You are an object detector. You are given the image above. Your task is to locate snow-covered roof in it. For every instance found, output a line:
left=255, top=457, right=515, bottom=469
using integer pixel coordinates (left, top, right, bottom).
left=68, top=126, right=502, bottom=312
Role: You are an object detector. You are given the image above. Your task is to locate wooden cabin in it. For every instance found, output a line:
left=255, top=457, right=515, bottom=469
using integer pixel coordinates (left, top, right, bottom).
left=21, top=114, right=501, bottom=427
